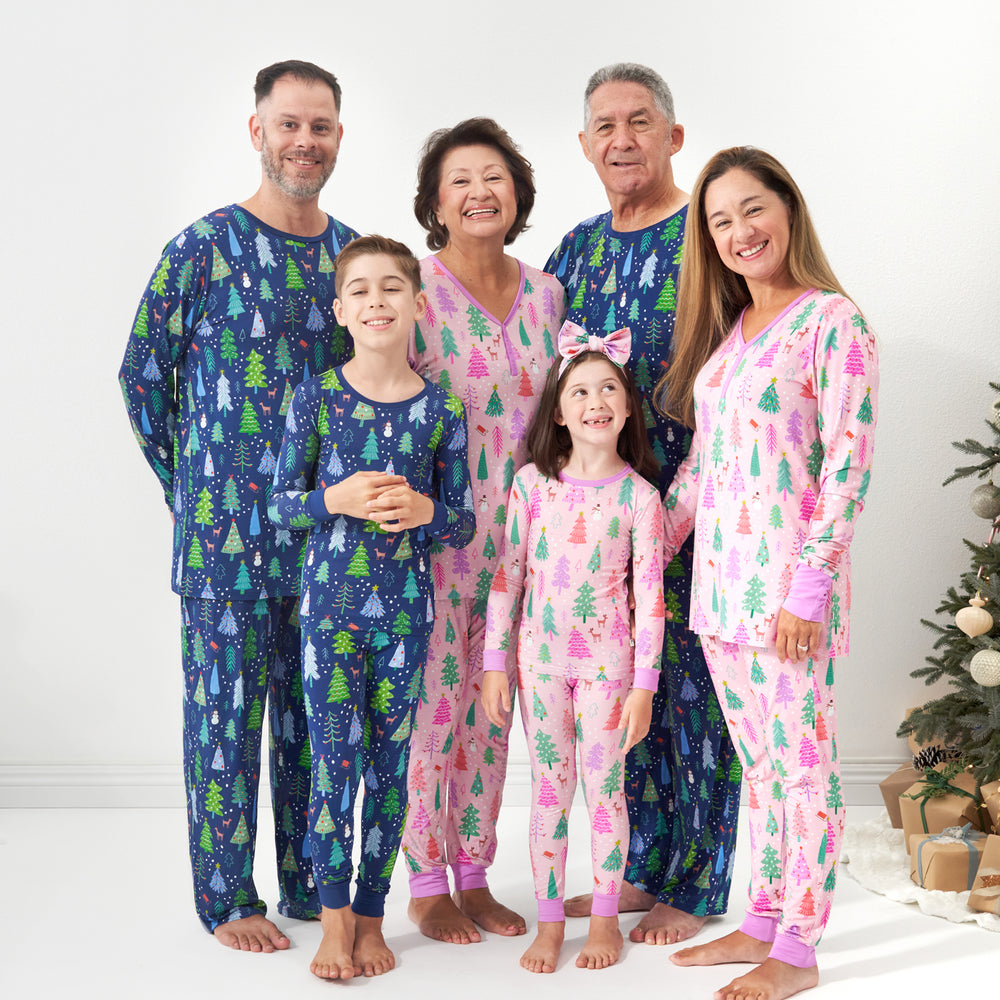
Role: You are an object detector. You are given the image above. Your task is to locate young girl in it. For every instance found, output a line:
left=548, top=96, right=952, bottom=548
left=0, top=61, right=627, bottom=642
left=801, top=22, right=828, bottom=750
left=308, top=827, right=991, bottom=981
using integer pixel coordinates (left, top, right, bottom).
left=481, top=321, right=666, bottom=973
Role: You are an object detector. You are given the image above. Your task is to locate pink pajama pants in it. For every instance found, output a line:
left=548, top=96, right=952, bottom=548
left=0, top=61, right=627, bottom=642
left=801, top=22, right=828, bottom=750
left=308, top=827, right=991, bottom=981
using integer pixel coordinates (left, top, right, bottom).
left=701, top=636, right=843, bottom=968
left=402, top=598, right=516, bottom=895
left=518, top=665, right=630, bottom=922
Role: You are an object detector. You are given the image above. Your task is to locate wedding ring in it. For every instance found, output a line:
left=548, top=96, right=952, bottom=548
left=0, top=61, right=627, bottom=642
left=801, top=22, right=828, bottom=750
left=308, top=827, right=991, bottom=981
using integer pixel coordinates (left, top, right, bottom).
left=796, top=642, right=809, bottom=650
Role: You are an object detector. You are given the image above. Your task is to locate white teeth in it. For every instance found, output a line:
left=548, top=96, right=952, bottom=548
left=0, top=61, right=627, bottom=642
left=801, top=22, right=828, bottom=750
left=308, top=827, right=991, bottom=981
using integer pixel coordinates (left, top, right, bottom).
left=738, top=241, right=767, bottom=257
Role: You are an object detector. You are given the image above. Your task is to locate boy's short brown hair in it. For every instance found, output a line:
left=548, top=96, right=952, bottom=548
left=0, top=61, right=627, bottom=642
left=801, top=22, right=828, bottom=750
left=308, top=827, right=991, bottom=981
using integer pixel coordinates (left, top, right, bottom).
left=333, top=235, right=422, bottom=298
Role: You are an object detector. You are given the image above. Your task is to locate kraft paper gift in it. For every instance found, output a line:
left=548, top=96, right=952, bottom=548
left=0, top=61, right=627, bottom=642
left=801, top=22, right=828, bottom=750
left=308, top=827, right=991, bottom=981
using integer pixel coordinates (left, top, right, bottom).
left=879, top=765, right=923, bottom=829
left=909, top=824, right=987, bottom=892
left=980, top=779, right=1000, bottom=835
left=968, top=833, right=1000, bottom=914
left=899, top=766, right=985, bottom=854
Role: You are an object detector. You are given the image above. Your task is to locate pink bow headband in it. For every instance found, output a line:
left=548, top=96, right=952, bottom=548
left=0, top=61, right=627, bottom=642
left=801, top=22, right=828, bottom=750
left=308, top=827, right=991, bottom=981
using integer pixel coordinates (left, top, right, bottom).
left=557, top=320, right=632, bottom=377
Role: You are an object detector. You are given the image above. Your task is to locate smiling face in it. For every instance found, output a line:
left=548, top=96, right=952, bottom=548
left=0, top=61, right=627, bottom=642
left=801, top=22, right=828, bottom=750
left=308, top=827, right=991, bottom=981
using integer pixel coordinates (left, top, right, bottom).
left=333, top=253, right=426, bottom=356
left=435, top=144, right=518, bottom=248
left=703, top=167, right=794, bottom=292
left=251, top=75, right=342, bottom=200
left=555, top=355, right=630, bottom=451
left=579, top=81, right=683, bottom=203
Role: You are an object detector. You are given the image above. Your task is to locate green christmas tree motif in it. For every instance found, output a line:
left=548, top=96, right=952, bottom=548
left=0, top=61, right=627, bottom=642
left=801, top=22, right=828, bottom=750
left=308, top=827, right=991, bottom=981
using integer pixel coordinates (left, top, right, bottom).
left=485, top=385, right=504, bottom=417
left=239, top=397, right=261, bottom=435
left=194, top=487, right=214, bottom=527
left=346, top=543, right=370, bottom=578
left=150, top=256, right=171, bottom=296
left=758, top=377, right=781, bottom=414
left=285, top=255, right=305, bottom=290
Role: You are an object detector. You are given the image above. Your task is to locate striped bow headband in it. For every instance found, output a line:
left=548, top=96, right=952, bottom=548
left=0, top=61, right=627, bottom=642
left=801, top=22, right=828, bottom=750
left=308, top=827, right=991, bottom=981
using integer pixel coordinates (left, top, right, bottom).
left=557, top=320, right=632, bottom=377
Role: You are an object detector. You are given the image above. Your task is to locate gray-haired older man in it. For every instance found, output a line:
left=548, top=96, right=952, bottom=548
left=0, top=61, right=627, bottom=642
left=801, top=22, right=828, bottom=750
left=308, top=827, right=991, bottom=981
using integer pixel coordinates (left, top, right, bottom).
left=544, top=62, right=741, bottom=947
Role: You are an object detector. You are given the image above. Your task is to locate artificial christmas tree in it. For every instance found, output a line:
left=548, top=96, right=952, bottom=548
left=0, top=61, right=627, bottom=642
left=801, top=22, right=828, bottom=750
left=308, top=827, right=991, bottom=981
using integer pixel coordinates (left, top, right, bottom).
left=898, top=384, right=1000, bottom=784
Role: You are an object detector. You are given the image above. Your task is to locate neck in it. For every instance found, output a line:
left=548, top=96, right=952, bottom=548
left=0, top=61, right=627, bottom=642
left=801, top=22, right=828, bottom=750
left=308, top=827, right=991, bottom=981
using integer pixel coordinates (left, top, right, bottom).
left=239, top=184, right=327, bottom=238
left=745, top=278, right=810, bottom=323
left=437, top=237, right=510, bottom=284
left=608, top=182, right=688, bottom=232
left=560, top=445, right=626, bottom=481
left=341, top=351, right=422, bottom=403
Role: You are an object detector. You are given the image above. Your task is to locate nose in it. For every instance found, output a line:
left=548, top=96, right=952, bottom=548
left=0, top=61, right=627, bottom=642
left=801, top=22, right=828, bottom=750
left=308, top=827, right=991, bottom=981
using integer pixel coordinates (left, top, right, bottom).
left=610, top=124, right=636, bottom=149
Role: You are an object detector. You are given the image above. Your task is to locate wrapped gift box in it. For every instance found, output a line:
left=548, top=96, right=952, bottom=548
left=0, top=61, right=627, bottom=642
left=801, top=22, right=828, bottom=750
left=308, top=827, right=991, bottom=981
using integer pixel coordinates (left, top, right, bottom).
left=879, top=765, right=923, bottom=829
left=968, top=833, right=1000, bottom=915
left=980, top=779, right=1000, bottom=835
left=909, top=825, right=987, bottom=892
left=899, top=766, right=984, bottom=854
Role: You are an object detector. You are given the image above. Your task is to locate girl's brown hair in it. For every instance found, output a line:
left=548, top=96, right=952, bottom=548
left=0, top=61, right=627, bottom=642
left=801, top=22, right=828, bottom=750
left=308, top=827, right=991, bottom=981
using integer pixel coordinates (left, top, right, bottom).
left=528, top=354, right=658, bottom=482
left=655, top=146, right=849, bottom=429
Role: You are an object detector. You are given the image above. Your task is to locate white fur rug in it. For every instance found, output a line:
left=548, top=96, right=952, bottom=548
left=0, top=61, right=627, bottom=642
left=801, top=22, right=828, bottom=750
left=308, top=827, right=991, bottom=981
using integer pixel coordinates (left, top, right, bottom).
left=841, top=812, right=1000, bottom=932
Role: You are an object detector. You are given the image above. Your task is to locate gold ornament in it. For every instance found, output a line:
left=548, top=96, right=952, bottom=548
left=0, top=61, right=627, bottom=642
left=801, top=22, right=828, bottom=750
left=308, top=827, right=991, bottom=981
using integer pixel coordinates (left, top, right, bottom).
left=969, top=648, right=1000, bottom=687
left=956, top=593, right=994, bottom=637
left=970, top=483, right=1000, bottom=520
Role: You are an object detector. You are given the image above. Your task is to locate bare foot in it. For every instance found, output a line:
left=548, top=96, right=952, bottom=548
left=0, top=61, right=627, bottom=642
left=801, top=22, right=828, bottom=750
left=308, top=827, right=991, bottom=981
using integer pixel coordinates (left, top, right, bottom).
left=670, top=929, right=771, bottom=967
left=213, top=913, right=290, bottom=953
left=455, top=887, right=527, bottom=936
left=576, top=914, right=623, bottom=970
left=520, top=921, right=565, bottom=974
left=565, top=880, right=654, bottom=918
left=631, top=901, right=707, bottom=945
left=712, top=957, right=819, bottom=1000
left=353, top=914, right=395, bottom=977
left=310, top=906, right=356, bottom=980
left=408, top=893, right=481, bottom=944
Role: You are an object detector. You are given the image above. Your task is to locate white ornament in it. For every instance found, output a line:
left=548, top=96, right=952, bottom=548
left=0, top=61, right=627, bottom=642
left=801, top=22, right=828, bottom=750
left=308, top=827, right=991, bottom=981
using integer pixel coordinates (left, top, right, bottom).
left=970, top=483, right=1000, bottom=520
left=956, top=593, right=994, bottom=637
left=969, top=648, right=1000, bottom=687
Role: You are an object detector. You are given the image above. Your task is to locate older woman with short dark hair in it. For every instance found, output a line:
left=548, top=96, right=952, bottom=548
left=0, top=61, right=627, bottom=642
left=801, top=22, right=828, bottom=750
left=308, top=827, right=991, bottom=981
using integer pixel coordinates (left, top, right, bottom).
left=401, top=118, right=566, bottom=946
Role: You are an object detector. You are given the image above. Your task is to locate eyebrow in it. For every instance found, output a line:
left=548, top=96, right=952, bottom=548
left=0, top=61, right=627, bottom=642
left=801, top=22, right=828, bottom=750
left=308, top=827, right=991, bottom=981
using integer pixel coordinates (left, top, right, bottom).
left=708, top=194, right=763, bottom=220
left=592, top=107, right=653, bottom=125
left=344, top=273, right=405, bottom=288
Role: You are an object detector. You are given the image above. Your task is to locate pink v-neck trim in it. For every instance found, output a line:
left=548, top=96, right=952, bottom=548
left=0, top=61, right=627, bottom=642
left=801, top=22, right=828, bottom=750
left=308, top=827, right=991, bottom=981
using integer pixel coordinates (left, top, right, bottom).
left=736, top=289, right=814, bottom=346
left=433, top=254, right=525, bottom=326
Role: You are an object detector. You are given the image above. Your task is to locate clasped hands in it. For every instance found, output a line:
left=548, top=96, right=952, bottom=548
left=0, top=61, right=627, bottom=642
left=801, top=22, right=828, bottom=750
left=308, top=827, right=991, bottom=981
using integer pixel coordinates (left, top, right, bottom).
left=323, top=471, right=433, bottom=530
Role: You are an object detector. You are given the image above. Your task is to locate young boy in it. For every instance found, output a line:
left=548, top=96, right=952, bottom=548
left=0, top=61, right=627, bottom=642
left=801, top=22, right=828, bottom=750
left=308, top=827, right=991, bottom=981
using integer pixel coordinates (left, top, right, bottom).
left=268, top=235, right=475, bottom=980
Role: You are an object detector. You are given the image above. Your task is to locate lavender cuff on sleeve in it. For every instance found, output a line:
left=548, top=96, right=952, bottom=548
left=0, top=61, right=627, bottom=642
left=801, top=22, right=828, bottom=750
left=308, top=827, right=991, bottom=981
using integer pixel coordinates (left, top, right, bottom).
left=783, top=564, right=832, bottom=622
left=634, top=667, right=659, bottom=692
left=482, top=649, right=507, bottom=672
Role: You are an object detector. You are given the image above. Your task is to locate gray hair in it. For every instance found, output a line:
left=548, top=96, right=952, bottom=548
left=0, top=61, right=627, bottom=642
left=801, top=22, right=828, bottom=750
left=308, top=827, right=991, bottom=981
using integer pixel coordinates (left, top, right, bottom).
left=583, top=63, right=675, bottom=128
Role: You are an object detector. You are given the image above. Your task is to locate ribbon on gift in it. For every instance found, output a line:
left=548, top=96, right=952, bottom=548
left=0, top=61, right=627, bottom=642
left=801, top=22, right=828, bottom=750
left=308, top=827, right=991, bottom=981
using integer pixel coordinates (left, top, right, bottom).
left=915, top=823, right=984, bottom=890
left=903, top=764, right=987, bottom=833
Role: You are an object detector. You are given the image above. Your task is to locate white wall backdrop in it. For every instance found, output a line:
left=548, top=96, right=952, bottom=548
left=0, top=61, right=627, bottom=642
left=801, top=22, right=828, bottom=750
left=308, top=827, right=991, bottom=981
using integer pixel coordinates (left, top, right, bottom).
left=2, top=0, right=998, bottom=805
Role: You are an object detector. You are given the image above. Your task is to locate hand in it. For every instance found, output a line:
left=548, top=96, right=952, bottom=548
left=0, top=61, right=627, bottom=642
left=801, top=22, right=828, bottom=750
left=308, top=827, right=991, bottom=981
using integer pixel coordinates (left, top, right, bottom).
left=619, top=688, right=653, bottom=753
left=323, top=471, right=407, bottom=518
left=365, top=483, right=435, bottom=532
left=775, top=607, right=823, bottom=664
left=481, top=670, right=511, bottom=728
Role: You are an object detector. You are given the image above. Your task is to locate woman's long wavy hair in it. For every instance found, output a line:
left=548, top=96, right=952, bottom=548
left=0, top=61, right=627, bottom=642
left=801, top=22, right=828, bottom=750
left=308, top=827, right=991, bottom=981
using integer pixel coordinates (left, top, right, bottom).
left=655, top=146, right=848, bottom=428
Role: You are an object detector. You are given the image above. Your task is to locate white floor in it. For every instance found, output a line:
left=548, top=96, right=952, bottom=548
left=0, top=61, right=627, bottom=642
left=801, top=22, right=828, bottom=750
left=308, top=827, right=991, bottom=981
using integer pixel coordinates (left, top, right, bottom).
left=1, top=804, right=993, bottom=999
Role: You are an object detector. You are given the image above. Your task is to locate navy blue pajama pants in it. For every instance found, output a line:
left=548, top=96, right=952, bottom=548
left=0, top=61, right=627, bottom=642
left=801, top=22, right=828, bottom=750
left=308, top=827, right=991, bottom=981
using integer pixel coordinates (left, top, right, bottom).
left=304, top=625, right=429, bottom=917
left=180, top=596, right=316, bottom=931
left=623, top=543, right=742, bottom=916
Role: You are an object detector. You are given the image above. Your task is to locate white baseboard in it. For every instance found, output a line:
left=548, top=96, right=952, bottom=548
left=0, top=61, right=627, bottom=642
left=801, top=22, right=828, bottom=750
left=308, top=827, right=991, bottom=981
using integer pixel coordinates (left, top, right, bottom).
left=0, top=758, right=901, bottom=810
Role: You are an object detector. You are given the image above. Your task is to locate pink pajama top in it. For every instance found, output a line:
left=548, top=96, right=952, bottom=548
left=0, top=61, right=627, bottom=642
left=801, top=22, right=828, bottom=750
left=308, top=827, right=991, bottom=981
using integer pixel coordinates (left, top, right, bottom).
left=662, top=290, right=878, bottom=656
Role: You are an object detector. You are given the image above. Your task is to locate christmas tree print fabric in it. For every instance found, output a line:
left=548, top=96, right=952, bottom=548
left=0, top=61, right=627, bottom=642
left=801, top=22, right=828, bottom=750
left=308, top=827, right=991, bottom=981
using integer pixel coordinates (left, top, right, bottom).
left=119, top=205, right=359, bottom=600
left=411, top=255, right=567, bottom=607
left=662, top=290, right=878, bottom=655
left=268, top=365, right=476, bottom=634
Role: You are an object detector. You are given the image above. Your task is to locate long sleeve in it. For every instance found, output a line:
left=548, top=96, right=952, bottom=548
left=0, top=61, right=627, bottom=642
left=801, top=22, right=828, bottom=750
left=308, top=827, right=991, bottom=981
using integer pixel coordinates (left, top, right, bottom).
left=268, top=383, right=327, bottom=530
left=662, top=426, right=702, bottom=563
left=427, top=399, right=476, bottom=550
left=630, top=484, right=666, bottom=690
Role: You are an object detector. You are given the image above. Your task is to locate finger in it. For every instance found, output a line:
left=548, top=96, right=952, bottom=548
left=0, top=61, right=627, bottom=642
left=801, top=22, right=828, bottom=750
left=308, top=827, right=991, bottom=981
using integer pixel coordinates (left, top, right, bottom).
left=501, top=688, right=511, bottom=714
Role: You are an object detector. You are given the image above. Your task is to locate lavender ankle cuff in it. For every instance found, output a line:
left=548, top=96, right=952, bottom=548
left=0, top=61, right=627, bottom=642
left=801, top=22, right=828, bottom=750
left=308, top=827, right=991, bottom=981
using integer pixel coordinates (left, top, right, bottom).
left=536, top=898, right=565, bottom=922
left=770, top=932, right=816, bottom=969
left=409, top=869, right=451, bottom=898
left=739, top=912, right=778, bottom=943
left=452, top=863, right=489, bottom=892
left=591, top=891, right=619, bottom=918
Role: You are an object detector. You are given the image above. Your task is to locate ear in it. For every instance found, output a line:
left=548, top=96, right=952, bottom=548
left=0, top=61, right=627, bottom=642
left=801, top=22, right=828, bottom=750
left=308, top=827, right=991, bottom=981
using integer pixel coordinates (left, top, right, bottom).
left=577, top=129, right=594, bottom=164
left=554, top=405, right=566, bottom=427
left=249, top=113, right=263, bottom=152
left=669, top=123, right=684, bottom=156
left=333, top=297, right=345, bottom=325
left=414, top=290, right=428, bottom=323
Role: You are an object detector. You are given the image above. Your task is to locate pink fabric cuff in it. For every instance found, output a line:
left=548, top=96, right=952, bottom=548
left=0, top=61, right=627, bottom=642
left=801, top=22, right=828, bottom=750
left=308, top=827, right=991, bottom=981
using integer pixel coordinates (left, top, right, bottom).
left=633, top=667, right=659, bottom=691
left=536, top=898, right=565, bottom=922
left=591, top=891, right=619, bottom=918
left=740, top=912, right=778, bottom=942
left=782, top=564, right=832, bottom=622
left=482, top=649, right=507, bottom=672
left=452, top=862, right=488, bottom=891
left=770, top=931, right=817, bottom=969
left=409, top=869, right=450, bottom=898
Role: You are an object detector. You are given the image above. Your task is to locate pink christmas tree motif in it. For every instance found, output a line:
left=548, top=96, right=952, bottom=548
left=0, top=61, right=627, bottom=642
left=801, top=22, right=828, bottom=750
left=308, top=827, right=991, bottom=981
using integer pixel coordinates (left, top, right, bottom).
left=564, top=484, right=587, bottom=509
left=610, top=610, right=630, bottom=646
left=730, top=407, right=743, bottom=450
left=553, top=555, right=571, bottom=593
left=775, top=672, right=795, bottom=709
left=792, top=803, right=808, bottom=842
left=527, top=300, right=539, bottom=327
left=753, top=885, right=773, bottom=912
left=843, top=339, right=865, bottom=375
left=733, top=620, right=750, bottom=644
left=785, top=408, right=803, bottom=448
left=492, top=424, right=503, bottom=458
left=754, top=338, right=781, bottom=368
left=567, top=627, right=592, bottom=658
left=798, top=485, right=817, bottom=522
left=467, top=345, right=489, bottom=379
left=857, top=432, right=869, bottom=466
left=433, top=562, right=446, bottom=590
left=742, top=716, right=759, bottom=745
left=410, top=800, right=431, bottom=834
left=585, top=741, right=605, bottom=774
left=792, top=847, right=812, bottom=885
left=725, top=547, right=742, bottom=586
left=529, top=487, right=543, bottom=518
left=801, top=774, right=816, bottom=803
left=422, top=298, right=437, bottom=330
left=728, top=458, right=746, bottom=498
left=765, top=422, right=778, bottom=455
left=592, top=803, right=613, bottom=834
left=604, top=698, right=622, bottom=730
left=510, top=407, right=527, bottom=443
left=815, top=711, right=829, bottom=742
left=537, top=774, right=558, bottom=807
left=735, top=501, right=752, bottom=535
left=799, top=886, right=816, bottom=918
left=702, top=472, right=716, bottom=510
left=432, top=695, right=451, bottom=726
left=799, top=733, right=819, bottom=768
left=705, top=360, right=728, bottom=387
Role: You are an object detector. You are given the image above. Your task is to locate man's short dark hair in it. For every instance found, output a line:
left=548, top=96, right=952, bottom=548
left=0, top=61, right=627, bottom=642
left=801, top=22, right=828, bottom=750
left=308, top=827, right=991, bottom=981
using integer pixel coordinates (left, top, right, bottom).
left=254, top=60, right=342, bottom=112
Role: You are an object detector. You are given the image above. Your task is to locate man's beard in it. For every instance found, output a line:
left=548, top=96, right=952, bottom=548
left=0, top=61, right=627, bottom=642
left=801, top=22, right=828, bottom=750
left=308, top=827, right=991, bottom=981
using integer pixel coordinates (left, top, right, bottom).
left=260, top=131, right=336, bottom=199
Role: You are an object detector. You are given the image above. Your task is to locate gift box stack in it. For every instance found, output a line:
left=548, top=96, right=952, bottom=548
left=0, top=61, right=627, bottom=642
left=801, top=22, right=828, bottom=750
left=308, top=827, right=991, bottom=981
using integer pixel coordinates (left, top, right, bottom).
left=880, top=711, right=1000, bottom=901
